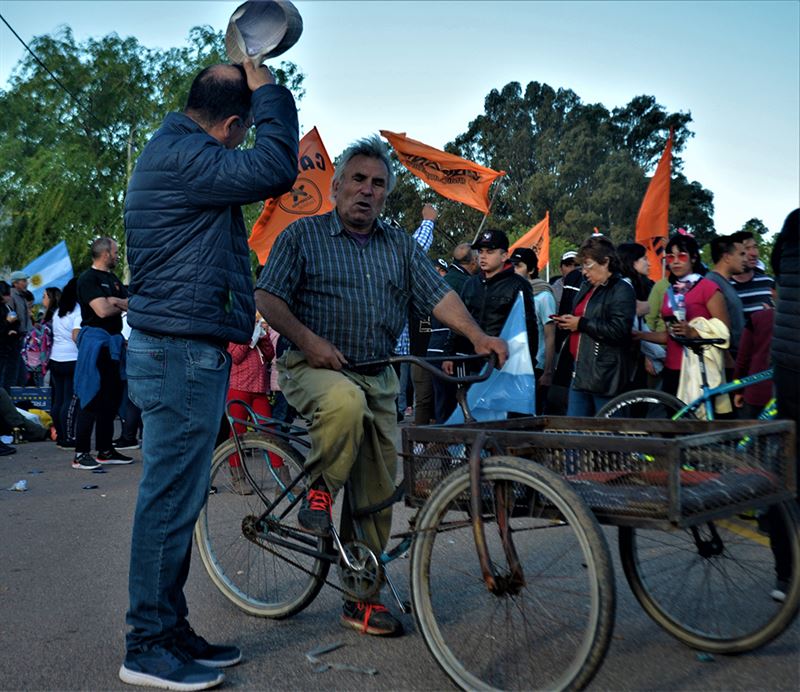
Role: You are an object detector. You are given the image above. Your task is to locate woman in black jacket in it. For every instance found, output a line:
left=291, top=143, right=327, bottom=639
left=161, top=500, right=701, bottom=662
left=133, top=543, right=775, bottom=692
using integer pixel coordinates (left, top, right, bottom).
left=552, top=236, right=635, bottom=416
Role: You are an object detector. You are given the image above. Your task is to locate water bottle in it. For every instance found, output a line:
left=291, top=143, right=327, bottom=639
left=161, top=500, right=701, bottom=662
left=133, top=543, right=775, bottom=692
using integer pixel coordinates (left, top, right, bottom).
left=673, top=293, right=686, bottom=322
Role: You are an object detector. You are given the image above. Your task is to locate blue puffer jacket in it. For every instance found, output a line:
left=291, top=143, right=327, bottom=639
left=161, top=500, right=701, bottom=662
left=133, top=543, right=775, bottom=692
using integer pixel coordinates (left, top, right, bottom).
left=125, top=84, right=298, bottom=343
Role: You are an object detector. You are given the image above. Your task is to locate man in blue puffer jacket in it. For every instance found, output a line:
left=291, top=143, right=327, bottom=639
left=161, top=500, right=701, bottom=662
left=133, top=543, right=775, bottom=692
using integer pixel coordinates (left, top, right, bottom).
left=121, top=59, right=298, bottom=691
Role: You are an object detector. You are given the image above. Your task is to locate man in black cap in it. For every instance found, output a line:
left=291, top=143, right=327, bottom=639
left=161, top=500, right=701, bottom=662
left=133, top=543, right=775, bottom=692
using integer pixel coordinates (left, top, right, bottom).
left=444, top=230, right=537, bottom=382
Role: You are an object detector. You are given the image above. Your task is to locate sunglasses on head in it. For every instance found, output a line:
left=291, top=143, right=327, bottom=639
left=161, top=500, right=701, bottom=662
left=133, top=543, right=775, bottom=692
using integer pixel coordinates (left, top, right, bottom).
left=665, top=251, right=691, bottom=264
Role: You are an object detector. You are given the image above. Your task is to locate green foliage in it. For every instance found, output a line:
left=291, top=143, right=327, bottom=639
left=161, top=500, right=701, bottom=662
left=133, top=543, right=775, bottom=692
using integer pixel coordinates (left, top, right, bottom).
left=739, top=217, right=770, bottom=237
left=385, top=80, right=718, bottom=266
left=0, top=25, right=304, bottom=274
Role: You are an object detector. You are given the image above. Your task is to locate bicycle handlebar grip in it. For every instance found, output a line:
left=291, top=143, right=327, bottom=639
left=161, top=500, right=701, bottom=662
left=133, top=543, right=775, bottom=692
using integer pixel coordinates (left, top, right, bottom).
left=672, top=335, right=727, bottom=347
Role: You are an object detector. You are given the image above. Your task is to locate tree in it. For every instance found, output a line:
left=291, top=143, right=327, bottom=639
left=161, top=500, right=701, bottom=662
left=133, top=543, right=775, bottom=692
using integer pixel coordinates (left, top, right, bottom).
left=0, top=26, right=304, bottom=273
left=383, top=81, right=716, bottom=264
left=739, top=218, right=770, bottom=238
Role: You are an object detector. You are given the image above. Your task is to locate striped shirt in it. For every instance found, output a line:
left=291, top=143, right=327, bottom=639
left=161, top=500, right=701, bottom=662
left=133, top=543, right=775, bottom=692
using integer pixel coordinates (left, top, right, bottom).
left=394, top=218, right=435, bottom=355
left=729, top=269, right=775, bottom=313
left=257, top=211, right=449, bottom=363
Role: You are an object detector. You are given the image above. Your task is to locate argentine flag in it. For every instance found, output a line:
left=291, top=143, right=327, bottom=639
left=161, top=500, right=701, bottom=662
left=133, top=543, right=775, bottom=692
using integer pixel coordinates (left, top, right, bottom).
left=446, top=291, right=536, bottom=424
left=22, top=241, right=74, bottom=304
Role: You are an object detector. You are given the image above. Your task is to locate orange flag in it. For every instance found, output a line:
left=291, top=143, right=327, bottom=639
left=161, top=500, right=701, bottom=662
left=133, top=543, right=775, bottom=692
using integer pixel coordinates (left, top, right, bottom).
left=636, top=132, right=673, bottom=281
left=380, top=130, right=505, bottom=213
left=249, top=127, right=334, bottom=264
left=509, top=212, right=549, bottom=271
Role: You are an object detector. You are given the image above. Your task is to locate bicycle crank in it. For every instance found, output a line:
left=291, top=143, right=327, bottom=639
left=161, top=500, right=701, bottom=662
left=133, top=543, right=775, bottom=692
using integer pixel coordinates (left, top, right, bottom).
left=336, top=540, right=382, bottom=600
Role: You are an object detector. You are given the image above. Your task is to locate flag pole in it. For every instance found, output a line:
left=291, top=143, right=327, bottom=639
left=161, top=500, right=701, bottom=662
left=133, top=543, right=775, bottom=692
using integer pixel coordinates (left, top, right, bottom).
left=471, top=177, right=505, bottom=243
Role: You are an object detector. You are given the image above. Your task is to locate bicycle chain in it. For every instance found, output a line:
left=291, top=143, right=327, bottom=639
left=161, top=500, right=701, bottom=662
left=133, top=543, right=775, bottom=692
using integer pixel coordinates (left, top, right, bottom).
left=251, top=533, right=350, bottom=596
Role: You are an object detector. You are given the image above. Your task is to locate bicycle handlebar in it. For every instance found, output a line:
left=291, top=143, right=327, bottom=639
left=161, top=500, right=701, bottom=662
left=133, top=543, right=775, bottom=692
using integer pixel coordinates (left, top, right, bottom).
left=347, top=353, right=497, bottom=385
left=671, top=335, right=727, bottom=348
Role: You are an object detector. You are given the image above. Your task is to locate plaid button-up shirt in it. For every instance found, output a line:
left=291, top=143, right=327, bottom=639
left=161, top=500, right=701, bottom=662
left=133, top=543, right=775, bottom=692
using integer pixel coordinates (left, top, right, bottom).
left=257, top=211, right=449, bottom=363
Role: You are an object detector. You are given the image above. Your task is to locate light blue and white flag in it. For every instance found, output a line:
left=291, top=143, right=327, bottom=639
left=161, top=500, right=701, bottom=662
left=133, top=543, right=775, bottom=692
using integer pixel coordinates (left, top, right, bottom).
left=446, top=291, right=536, bottom=424
left=22, top=241, right=74, bottom=303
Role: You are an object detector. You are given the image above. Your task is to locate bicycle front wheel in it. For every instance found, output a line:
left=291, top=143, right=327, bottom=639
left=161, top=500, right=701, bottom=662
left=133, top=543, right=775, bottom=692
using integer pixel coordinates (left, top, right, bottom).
left=410, top=456, right=615, bottom=691
left=596, top=389, right=694, bottom=420
left=195, top=433, right=330, bottom=618
left=620, top=499, right=800, bottom=652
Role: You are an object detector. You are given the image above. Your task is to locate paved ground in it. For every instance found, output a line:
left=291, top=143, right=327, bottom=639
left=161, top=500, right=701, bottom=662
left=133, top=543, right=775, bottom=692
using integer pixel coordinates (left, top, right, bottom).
left=0, top=437, right=798, bottom=691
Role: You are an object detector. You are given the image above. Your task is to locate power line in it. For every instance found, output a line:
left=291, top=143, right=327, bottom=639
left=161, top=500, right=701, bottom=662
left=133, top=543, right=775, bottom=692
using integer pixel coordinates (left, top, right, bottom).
left=0, top=12, right=106, bottom=129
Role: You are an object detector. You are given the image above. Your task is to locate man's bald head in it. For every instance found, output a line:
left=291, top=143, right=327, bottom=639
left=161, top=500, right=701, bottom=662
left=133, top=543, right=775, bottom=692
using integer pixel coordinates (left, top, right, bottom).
left=185, top=64, right=252, bottom=127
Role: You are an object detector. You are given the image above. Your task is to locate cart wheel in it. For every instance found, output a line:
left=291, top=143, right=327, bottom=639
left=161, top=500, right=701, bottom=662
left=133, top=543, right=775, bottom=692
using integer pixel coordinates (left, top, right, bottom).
left=619, top=499, right=800, bottom=652
left=195, top=433, right=330, bottom=618
left=596, top=388, right=695, bottom=419
left=410, top=456, right=615, bottom=691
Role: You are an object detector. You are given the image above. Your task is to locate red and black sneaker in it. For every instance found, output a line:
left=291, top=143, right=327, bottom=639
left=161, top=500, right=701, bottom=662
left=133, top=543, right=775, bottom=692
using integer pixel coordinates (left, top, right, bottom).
left=341, top=600, right=404, bottom=637
left=297, top=485, right=332, bottom=535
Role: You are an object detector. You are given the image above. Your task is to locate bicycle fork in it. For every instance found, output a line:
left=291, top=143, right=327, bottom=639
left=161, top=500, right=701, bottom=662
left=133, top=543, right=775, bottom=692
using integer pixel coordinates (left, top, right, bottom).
left=469, top=433, right=525, bottom=596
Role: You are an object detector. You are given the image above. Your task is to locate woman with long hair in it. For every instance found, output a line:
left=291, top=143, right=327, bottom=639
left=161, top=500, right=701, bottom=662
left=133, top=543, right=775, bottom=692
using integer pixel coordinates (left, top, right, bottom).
left=637, top=232, right=730, bottom=397
left=49, top=278, right=81, bottom=448
left=22, top=287, right=61, bottom=386
left=617, top=242, right=658, bottom=388
left=552, top=236, right=635, bottom=416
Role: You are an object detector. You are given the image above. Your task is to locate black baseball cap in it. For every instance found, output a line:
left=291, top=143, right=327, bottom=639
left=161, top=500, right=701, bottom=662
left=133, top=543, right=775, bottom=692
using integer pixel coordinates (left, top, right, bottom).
left=509, top=247, right=537, bottom=272
left=471, top=229, right=509, bottom=251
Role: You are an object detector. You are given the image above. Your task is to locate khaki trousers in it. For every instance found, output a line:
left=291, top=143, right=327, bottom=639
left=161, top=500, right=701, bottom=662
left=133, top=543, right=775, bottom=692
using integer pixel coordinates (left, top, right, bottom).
left=277, top=350, right=399, bottom=554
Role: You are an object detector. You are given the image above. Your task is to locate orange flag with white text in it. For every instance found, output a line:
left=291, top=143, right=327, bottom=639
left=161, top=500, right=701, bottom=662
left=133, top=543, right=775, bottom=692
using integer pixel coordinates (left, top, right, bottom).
left=380, top=130, right=505, bottom=213
left=635, top=132, right=672, bottom=281
left=509, top=212, right=549, bottom=271
left=248, top=127, right=334, bottom=264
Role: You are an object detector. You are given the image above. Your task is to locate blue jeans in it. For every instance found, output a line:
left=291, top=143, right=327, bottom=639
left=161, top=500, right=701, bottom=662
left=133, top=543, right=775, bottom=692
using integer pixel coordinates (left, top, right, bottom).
left=124, top=330, right=231, bottom=651
left=566, top=384, right=613, bottom=417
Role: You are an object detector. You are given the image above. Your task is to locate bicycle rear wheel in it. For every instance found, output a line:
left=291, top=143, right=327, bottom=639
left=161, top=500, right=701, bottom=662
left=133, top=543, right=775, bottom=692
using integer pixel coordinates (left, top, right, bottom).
left=195, top=433, right=330, bottom=618
left=596, top=389, right=694, bottom=420
left=619, top=500, right=800, bottom=652
left=410, top=456, right=615, bottom=691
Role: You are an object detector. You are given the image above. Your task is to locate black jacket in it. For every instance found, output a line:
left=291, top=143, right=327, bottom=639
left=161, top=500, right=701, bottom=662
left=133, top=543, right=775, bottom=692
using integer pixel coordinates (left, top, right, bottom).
left=125, top=85, right=298, bottom=343
left=447, top=263, right=538, bottom=364
left=771, top=209, right=799, bottom=374
left=562, top=273, right=635, bottom=396
left=427, top=263, right=473, bottom=353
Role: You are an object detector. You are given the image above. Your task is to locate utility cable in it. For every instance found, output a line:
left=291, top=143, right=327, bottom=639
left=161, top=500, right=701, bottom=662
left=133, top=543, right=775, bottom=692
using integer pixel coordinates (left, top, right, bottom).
left=0, top=12, right=107, bottom=129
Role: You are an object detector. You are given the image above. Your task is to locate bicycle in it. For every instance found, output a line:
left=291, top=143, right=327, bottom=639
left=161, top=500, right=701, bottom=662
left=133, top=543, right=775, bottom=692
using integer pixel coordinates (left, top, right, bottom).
left=595, top=335, right=800, bottom=653
left=195, top=355, right=617, bottom=691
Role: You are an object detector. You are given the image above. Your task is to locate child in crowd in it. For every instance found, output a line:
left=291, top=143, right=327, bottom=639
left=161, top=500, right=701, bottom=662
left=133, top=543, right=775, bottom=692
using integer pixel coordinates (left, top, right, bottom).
left=226, top=313, right=289, bottom=494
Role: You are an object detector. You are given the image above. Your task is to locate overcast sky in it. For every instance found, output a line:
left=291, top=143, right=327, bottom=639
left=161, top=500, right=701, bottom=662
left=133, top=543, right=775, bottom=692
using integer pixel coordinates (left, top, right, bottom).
left=1, top=0, right=798, bottom=236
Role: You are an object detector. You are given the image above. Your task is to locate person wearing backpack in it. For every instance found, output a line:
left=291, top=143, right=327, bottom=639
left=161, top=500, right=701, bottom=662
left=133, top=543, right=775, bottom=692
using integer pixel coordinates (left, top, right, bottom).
left=22, top=287, right=59, bottom=386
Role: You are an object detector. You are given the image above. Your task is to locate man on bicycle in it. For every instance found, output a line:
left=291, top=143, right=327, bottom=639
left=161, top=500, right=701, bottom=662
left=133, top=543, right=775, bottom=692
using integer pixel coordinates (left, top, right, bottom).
left=256, top=134, right=507, bottom=637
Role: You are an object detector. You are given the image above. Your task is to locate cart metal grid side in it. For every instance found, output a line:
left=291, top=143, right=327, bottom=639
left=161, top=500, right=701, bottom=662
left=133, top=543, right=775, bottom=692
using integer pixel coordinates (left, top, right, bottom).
left=401, top=416, right=796, bottom=530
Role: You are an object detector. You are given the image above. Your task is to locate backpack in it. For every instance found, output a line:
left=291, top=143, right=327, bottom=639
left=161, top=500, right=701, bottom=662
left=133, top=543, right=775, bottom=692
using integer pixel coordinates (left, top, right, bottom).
left=22, top=322, right=53, bottom=374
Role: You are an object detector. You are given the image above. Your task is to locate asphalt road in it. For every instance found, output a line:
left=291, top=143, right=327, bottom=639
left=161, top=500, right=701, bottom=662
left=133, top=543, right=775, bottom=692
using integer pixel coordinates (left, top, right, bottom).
left=1, top=437, right=798, bottom=691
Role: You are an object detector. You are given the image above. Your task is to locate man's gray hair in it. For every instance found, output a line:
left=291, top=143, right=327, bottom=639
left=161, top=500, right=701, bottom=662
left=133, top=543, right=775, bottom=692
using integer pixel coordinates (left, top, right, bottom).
left=91, top=237, right=116, bottom=259
left=332, top=135, right=396, bottom=193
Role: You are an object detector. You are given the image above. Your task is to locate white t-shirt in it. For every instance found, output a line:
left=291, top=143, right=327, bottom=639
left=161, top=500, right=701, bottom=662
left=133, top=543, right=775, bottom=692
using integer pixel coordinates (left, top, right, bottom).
left=50, top=308, right=82, bottom=362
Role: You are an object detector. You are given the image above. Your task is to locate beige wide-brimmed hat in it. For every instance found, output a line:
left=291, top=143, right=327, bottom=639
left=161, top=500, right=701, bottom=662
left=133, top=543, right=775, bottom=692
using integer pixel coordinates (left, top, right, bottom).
left=225, top=0, right=303, bottom=65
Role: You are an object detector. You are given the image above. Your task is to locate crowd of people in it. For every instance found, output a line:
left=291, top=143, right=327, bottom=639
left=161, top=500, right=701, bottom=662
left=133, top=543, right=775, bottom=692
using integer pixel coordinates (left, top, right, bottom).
left=1, top=53, right=797, bottom=692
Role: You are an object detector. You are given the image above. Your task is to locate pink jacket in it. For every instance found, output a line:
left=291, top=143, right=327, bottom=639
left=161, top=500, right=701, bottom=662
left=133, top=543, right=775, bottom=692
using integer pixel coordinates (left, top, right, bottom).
left=227, top=336, right=275, bottom=393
